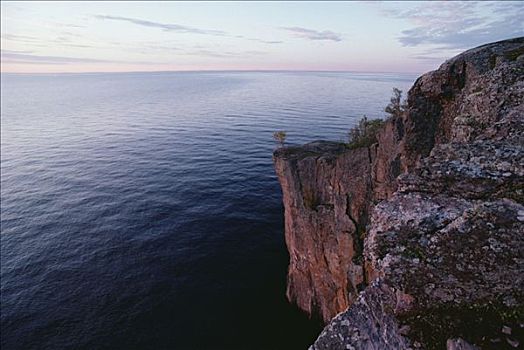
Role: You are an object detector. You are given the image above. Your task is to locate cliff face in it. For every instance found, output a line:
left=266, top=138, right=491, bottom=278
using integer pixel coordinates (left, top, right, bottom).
left=273, top=142, right=372, bottom=323
left=273, top=37, right=524, bottom=348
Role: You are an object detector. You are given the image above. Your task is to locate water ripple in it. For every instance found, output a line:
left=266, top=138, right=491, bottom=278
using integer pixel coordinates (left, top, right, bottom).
left=1, top=71, right=415, bottom=350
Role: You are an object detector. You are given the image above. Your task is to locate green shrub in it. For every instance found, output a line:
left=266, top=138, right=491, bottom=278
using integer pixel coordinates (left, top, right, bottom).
left=346, top=88, right=407, bottom=149
left=347, top=116, right=384, bottom=149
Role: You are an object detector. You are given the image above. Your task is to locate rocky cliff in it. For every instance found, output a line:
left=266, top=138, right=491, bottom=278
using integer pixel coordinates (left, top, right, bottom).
left=273, top=38, right=524, bottom=349
left=274, top=142, right=372, bottom=323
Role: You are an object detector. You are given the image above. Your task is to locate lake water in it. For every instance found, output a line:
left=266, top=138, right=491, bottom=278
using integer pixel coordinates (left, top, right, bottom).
left=1, top=71, right=416, bottom=349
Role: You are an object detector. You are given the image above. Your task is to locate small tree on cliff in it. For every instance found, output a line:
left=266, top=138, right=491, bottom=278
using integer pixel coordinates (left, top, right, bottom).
left=347, top=116, right=384, bottom=149
left=273, top=131, right=287, bottom=147
left=385, top=87, right=407, bottom=119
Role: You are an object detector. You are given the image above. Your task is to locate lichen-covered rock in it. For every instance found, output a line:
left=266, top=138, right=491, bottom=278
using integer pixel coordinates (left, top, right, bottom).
left=309, top=280, right=413, bottom=350
left=397, top=141, right=524, bottom=202
left=320, top=195, right=523, bottom=350
left=365, top=194, right=523, bottom=348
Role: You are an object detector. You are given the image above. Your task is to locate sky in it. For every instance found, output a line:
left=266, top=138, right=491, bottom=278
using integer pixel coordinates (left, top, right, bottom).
left=1, top=1, right=523, bottom=74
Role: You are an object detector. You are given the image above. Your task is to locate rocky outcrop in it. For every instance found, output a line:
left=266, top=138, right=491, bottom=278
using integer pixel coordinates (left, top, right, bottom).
left=273, top=142, right=372, bottom=323
left=273, top=37, right=524, bottom=348
left=372, top=37, right=524, bottom=202
left=310, top=280, right=412, bottom=350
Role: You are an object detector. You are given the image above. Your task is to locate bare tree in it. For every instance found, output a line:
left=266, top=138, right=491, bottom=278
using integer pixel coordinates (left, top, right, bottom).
left=385, top=87, right=407, bottom=119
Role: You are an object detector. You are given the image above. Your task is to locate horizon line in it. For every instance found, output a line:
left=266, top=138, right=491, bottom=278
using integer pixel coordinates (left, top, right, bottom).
left=0, top=68, right=425, bottom=76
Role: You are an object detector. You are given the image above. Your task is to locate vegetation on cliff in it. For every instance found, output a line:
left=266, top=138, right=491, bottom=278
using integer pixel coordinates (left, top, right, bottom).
left=384, top=87, right=407, bottom=119
left=347, top=88, right=407, bottom=149
left=347, top=116, right=384, bottom=149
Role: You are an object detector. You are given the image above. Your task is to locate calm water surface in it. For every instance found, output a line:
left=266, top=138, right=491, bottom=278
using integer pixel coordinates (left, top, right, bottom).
left=1, top=71, right=415, bottom=350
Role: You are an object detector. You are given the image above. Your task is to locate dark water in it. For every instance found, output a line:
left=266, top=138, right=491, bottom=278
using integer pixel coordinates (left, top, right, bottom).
left=1, top=71, right=415, bottom=350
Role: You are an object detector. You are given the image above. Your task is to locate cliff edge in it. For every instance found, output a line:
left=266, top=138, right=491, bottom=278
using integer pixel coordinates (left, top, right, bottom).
left=273, top=38, right=524, bottom=349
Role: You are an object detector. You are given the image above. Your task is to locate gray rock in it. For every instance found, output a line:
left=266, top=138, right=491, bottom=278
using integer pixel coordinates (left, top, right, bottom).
left=309, top=280, right=412, bottom=350
left=446, top=338, right=479, bottom=350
